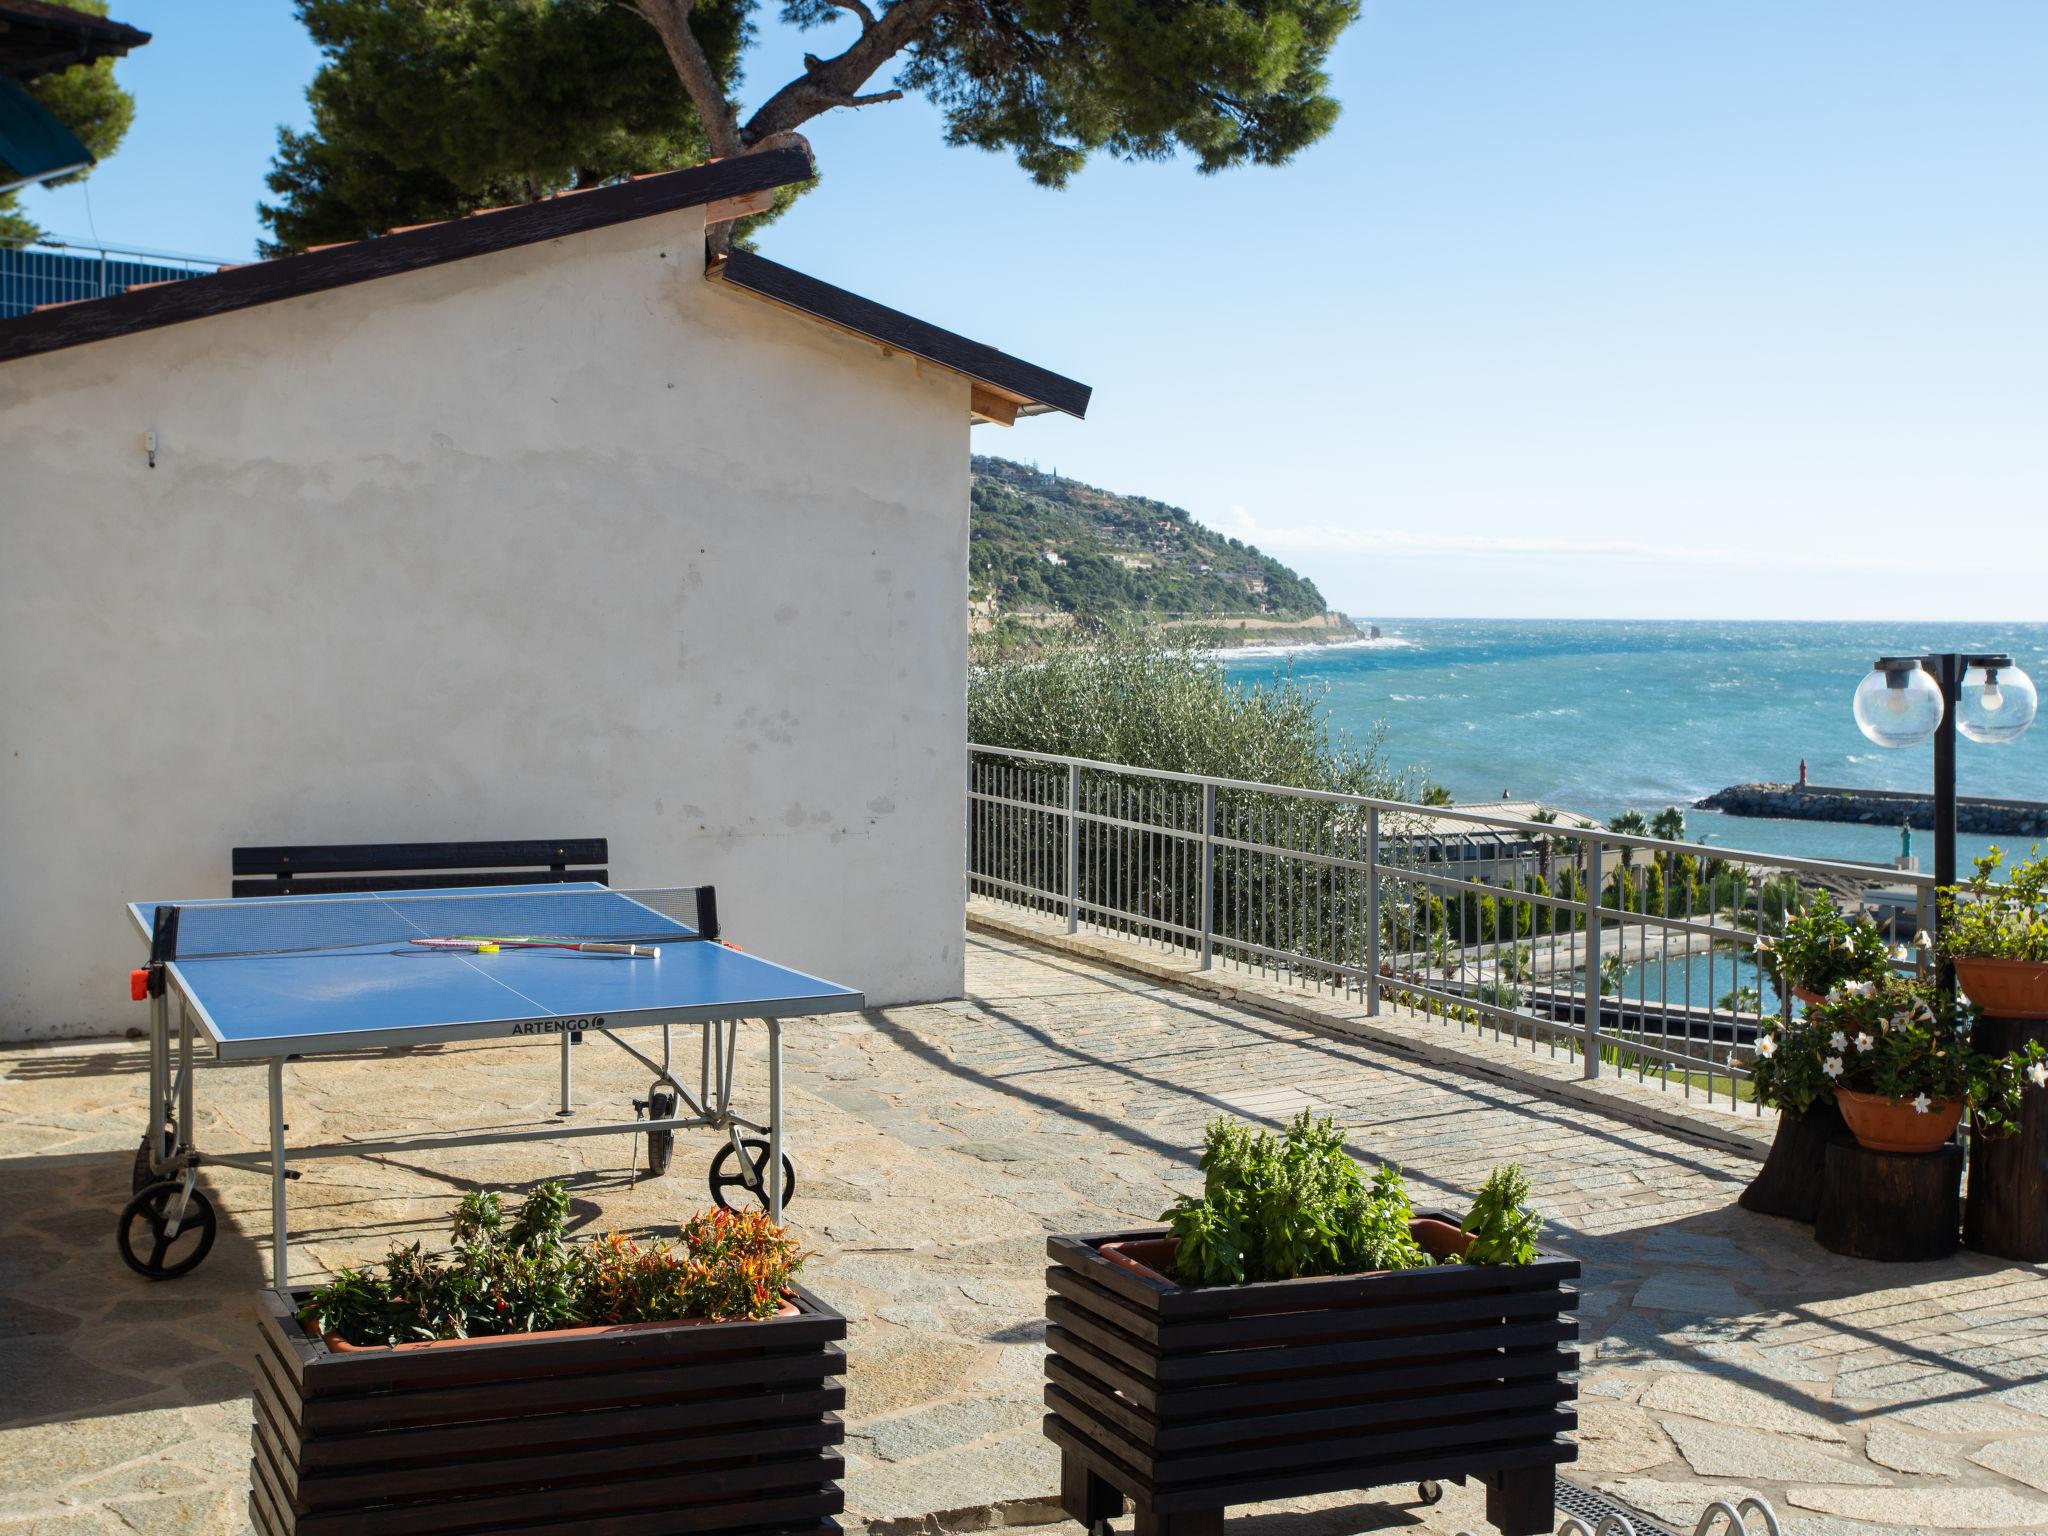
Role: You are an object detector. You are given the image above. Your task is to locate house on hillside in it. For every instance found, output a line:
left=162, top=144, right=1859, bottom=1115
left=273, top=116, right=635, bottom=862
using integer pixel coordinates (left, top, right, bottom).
left=0, top=145, right=1089, bottom=1041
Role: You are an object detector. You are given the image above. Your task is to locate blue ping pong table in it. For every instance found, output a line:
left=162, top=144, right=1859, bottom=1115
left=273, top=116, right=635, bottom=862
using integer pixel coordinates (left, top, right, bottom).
left=123, top=883, right=865, bottom=1285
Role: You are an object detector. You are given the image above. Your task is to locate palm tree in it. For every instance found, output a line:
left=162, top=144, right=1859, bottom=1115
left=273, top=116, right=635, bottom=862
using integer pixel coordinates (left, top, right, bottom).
left=1649, top=805, right=1686, bottom=887
left=1420, top=783, right=1454, bottom=807
left=1607, top=810, right=1649, bottom=903
left=1529, top=808, right=1559, bottom=884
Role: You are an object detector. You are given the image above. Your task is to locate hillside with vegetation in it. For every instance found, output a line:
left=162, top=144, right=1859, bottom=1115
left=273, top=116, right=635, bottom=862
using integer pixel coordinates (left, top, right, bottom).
left=970, top=458, right=1351, bottom=640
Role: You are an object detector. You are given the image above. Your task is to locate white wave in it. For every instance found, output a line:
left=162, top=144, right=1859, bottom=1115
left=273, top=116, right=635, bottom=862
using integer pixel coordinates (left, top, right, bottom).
left=1212, top=634, right=1416, bottom=660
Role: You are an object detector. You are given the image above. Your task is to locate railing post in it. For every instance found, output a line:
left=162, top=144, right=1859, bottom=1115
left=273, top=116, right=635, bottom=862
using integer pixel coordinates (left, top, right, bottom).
left=1065, top=762, right=1080, bottom=934
left=1365, top=807, right=1382, bottom=1015
left=1582, top=840, right=1605, bottom=1079
left=1915, top=879, right=1936, bottom=977
left=1199, top=781, right=1216, bottom=970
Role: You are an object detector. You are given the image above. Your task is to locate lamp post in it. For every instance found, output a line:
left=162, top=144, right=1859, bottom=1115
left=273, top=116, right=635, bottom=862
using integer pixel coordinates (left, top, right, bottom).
left=1854, top=652, right=2044, bottom=1264
left=1852, top=652, right=2038, bottom=980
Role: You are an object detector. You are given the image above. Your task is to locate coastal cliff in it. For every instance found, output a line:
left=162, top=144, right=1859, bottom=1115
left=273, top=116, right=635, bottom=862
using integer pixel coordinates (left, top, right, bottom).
left=969, top=456, right=1355, bottom=644
left=1696, top=783, right=2048, bottom=837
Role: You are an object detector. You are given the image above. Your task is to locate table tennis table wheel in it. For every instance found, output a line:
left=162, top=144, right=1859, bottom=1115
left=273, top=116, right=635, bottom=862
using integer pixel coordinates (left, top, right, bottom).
left=1416, top=1480, right=1443, bottom=1507
left=709, top=1139, right=797, bottom=1213
left=132, top=1121, right=177, bottom=1195
left=643, top=1090, right=675, bottom=1177
left=116, top=1181, right=217, bottom=1280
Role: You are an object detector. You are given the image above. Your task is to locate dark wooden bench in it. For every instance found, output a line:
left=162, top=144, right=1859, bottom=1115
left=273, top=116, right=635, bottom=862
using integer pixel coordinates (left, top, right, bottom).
left=231, top=839, right=609, bottom=897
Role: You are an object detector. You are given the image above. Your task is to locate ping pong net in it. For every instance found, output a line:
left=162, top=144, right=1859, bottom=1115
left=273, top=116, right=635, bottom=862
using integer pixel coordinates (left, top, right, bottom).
left=147, top=886, right=718, bottom=963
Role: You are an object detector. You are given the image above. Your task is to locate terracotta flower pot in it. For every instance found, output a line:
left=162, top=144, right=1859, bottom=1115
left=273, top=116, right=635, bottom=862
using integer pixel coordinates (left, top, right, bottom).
left=1835, top=1088, right=1964, bottom=1154
left=1953, top=957, right=2048, bottom=1020
left=1791, top=983, right=1826, bottom=1010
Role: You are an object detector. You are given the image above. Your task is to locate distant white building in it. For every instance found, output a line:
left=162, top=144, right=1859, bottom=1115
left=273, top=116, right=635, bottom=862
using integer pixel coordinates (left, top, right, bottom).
left=0, top=147, right=1089, bottom=1041
left=1389, top=802, right=1601, bottom=885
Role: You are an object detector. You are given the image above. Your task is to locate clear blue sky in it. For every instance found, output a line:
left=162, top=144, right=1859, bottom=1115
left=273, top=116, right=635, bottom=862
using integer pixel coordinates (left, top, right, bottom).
left=20, top=1, right=2047, bottom=623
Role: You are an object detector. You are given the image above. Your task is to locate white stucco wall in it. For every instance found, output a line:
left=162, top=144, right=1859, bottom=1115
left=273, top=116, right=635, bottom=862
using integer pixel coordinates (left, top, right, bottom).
left=0, top=207, right=973, bottom=1041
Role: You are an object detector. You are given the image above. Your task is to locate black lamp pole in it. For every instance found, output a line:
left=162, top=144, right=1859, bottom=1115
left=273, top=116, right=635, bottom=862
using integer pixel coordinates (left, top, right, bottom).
left=1928, top=653, right=1961, bottom=995
left=1860, top=649, right=2046, bottom=1265
left=1904, top=650, right=2013, bottom=994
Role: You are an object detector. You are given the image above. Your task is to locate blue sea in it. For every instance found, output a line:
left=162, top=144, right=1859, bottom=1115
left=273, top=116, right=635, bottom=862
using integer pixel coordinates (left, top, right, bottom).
left=1222, top=619, right=2048, bottom=872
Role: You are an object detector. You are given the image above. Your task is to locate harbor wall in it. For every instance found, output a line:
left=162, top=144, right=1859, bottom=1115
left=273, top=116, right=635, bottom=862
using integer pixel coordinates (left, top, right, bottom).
left=1695, top=783, right=2048, bottom=838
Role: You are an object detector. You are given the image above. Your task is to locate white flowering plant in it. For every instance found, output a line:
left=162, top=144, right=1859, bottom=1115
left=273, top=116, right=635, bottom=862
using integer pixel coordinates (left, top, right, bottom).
left=1744, top=1009, right=1839, bottom=1116
left=1937, top=846, right=2048, bottom=964
left=1800, top=973, right=2047, bottom=1135
left=1757, top=895, right=1894, bottom=997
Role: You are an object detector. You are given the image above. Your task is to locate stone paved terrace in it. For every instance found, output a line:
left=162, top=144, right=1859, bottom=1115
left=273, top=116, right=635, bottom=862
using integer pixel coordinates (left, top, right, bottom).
left=6, top=928, right=2048, bottom=1536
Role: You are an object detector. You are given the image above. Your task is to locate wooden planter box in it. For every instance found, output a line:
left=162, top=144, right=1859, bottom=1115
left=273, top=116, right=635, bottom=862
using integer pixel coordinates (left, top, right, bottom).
left=251, top=1284, right=846, bottom=1536
left=1043, top=1223, right=1579, bottom=1536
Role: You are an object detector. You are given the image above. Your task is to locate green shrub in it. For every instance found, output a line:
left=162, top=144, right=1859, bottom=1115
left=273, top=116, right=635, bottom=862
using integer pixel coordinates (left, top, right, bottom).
left=969, top=621, right=1399, bottom=795
left=1158, top=1113, right=1542, bottom=1285
left=298, top=1184, right=804, bottom=1346
left=1757, top=894, right=1893, bottom=995
left=1940, top=846, right=2048, bottom=964
left=1162, top=1112, right=1429, bottom=1284
left=970, top=622, right=1408, bottom=979
left=1456, top=1163, right=1541, bottom=1266
left=1476, top=978, right=1525, bottom=1010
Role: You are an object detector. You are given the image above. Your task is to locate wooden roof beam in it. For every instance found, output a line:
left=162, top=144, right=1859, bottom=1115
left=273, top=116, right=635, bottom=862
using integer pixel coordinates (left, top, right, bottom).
left=970, top=385, right=1020, bottom=426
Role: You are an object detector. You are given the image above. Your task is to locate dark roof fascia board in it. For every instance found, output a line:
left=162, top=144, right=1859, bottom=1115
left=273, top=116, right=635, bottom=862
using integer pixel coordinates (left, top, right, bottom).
left=0, top=1, right=151, bottom=75
left=0, top=146, right=814, bottom=366
left=713, top=248, right=1090, bottom=420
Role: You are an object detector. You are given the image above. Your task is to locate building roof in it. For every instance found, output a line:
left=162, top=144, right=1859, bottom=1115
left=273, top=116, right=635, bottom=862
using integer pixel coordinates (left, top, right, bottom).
left=711, top=250, right=1089, bottom=421
left=0, top=142, right=1090, bottom=419
left=1393, top=801, right=1602, bottom=845
left=0, top=1, right=149, bottom=80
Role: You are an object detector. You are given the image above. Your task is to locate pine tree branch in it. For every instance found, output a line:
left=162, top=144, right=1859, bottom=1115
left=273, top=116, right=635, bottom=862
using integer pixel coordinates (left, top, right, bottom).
left=825, top=0, right=878, bottom=29
left=631, top=0, right=746, bottom=159
left=742, top=0, right=949, bottom=144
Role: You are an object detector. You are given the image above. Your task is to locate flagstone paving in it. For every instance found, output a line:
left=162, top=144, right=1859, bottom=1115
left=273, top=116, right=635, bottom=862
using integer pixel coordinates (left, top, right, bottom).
left=4, top=928, right=2047, bottom=1535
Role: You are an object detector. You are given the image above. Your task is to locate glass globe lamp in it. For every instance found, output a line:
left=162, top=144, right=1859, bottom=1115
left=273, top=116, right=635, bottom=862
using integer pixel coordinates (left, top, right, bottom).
left=1958, top=661, right=2038, bottom=745
left=1853, top=659, right=1942, bottom=748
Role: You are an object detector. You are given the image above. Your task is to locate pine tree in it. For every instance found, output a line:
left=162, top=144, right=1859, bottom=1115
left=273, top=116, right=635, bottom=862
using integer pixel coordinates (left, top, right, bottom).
left=262, top=0, right=747, bottom=253
left=265, top=0, right=1362, bottom=254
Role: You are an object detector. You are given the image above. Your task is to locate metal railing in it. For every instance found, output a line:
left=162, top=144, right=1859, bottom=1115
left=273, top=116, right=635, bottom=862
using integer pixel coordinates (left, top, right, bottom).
left=968, top=744, right=1936, bottom=1110
left=0, top=239, right=229, bottom=320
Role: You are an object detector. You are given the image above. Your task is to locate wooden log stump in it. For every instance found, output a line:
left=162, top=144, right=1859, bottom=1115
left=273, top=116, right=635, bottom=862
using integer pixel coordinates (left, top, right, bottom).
left=1741, top=1101, right=1847, bottom=1223
left=1965, top=1016, right=2048, bottom=1262
left=1815, top=1136, right=1961, bottom=1262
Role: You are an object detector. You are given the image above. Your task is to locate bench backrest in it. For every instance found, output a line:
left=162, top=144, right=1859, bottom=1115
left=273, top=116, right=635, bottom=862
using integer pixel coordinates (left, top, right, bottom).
left=231, top=839, right=609, bottom=898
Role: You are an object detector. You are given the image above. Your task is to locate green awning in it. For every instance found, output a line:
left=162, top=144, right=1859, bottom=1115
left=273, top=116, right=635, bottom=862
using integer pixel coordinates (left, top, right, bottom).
left=0, top=76, right=93, bottom=197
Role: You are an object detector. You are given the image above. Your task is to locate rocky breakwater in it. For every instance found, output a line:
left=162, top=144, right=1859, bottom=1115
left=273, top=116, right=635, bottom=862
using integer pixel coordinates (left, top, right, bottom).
left=1696, top=783, right=2048, bottom=837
